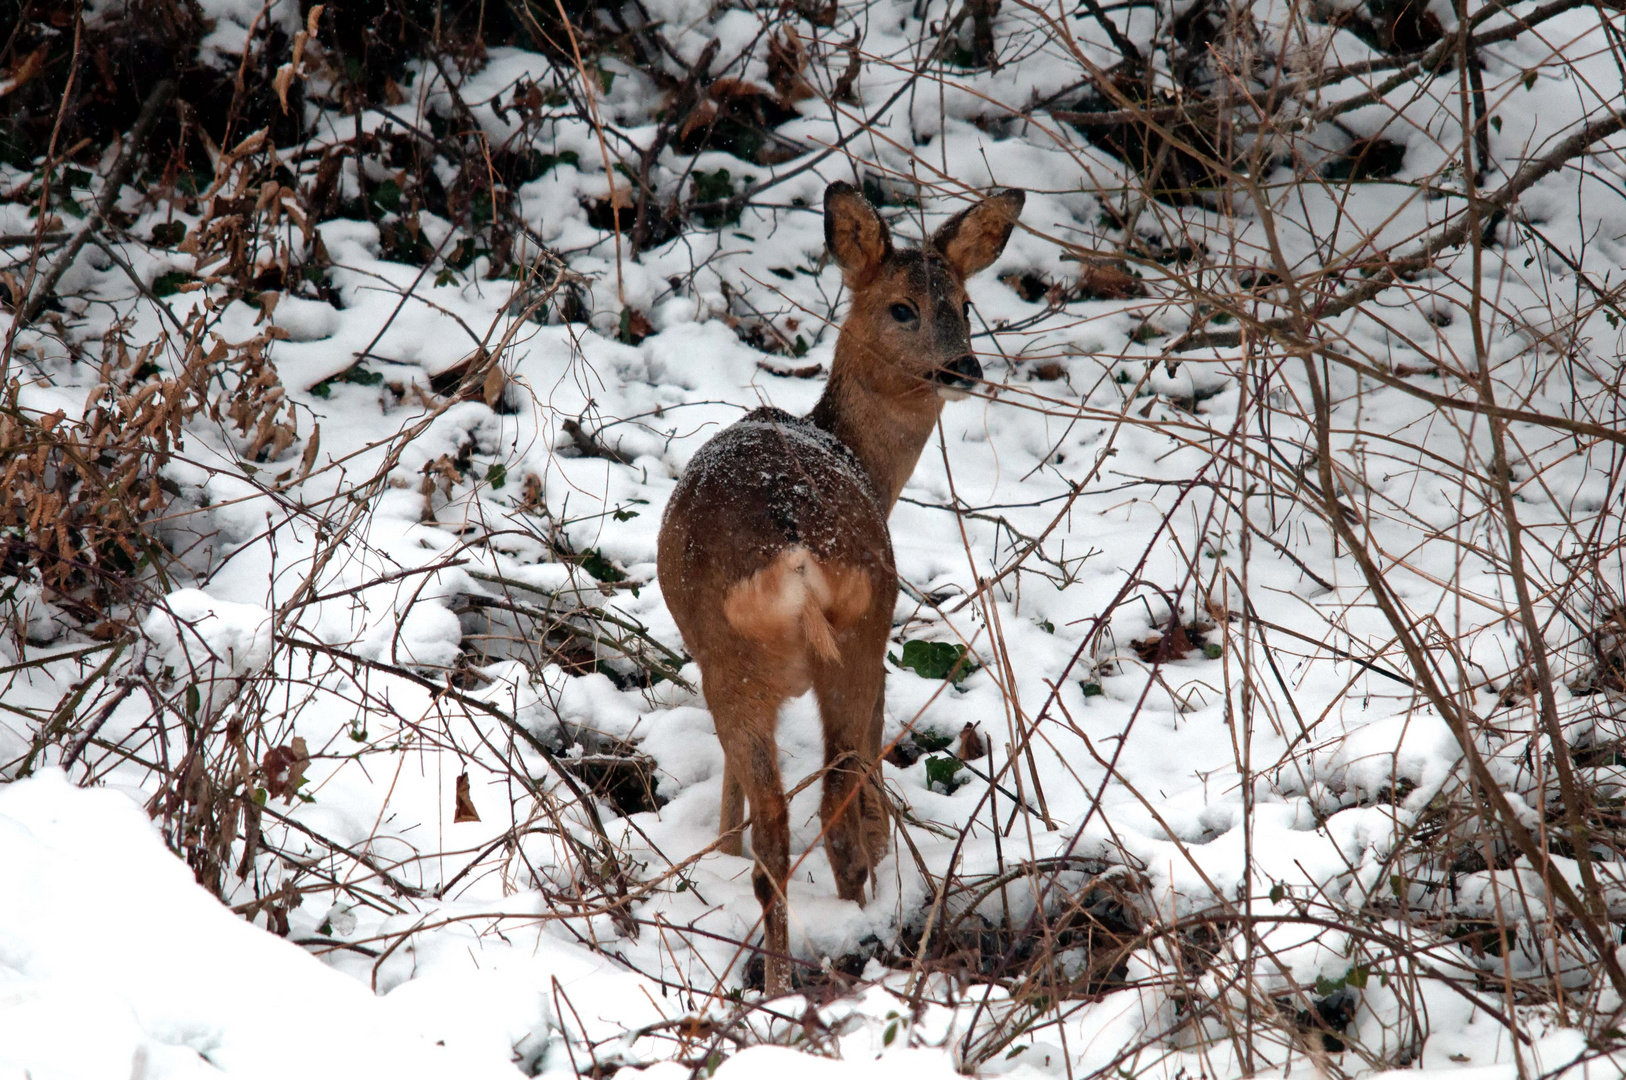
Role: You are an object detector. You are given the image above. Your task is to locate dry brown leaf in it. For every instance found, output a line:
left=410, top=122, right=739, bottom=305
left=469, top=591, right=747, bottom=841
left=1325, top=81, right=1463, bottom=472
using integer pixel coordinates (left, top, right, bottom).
left=481, top=363, right=506, bottom=408
left=1131, top=621, right=1194, bottom=663
left=0, top=46, right=48, bottom=98
left=253, top=290, right=280, bottom=325
left=453, top=772, right=481, bottom=822
left=274, top=62, right=296, bottom=115
left=675, top=1017, right=715, bottom=1039
left=676, top=100, right=717, bottom=143
left=297, top=424, right=321, bottom=480
left=767, top=28, right=815, bottom=106
left=262, top=736, right=310, bottom=802
left=226, top=129, right=267, bottom=162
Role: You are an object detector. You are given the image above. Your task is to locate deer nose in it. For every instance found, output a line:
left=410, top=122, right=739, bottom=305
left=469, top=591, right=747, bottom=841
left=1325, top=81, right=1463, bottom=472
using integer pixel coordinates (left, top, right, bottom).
left=933, top=355, right=982, bottom=390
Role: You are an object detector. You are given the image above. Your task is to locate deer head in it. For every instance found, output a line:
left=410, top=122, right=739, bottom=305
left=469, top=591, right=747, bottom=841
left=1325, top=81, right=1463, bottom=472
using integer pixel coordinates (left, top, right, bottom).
left=823, top=181, right=1025, bottom=401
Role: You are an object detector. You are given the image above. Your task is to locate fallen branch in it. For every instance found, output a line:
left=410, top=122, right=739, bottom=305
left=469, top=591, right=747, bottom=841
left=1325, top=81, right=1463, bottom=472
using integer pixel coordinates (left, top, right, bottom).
left=16, top=78, right=175, bottom=328
left=561, top=417, right=637, bottom=465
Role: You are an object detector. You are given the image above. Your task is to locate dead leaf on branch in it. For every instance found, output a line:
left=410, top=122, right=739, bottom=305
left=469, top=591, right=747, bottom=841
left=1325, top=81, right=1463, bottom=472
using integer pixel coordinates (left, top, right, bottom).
left=454, top=772, right=481, bottom=822
left=261, top=736, right=309, bottom=802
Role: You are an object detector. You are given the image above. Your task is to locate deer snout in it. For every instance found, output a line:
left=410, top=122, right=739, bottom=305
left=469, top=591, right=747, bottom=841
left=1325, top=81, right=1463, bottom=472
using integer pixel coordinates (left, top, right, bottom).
left=933, top=354, right=983, bottom=395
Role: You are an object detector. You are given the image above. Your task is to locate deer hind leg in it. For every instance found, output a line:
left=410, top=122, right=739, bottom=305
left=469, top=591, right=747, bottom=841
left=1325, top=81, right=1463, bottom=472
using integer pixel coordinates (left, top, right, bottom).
left=812, top=614, right=892, bottom=905
left=707, top=686, right=792, bottom=993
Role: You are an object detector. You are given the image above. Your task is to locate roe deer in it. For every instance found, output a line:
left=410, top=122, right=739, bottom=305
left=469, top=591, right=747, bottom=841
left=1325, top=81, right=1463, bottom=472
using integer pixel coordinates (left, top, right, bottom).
left=657, top=180, right=1024, bottom=993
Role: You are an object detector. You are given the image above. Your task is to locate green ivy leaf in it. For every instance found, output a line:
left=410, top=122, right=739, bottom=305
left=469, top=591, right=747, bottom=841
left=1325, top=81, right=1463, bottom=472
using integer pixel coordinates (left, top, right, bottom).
left=485, top=463, right=507, bottom=489
left=924, top=755, right=965, bottom=793
left=151, top=221, right=186, bottom=246
left=152, top=270, right=192, bottom=297
left=581, top=549, right=626, bottom=583
left=334, top=363, right=383, bottom=387
left=895, top=639, right=977, bottom=682
left=371, top=178, right=403, bottom=213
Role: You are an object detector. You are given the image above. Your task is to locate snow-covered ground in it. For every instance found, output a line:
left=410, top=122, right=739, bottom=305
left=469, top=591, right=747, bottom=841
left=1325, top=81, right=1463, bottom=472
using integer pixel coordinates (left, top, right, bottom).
left=3, top=0, right=1626, bottom=1074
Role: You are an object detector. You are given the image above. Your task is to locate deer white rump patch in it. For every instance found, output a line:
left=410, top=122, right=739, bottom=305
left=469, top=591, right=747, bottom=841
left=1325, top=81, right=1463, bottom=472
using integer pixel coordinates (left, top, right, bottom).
left=721, top=546, right=871, bottom=663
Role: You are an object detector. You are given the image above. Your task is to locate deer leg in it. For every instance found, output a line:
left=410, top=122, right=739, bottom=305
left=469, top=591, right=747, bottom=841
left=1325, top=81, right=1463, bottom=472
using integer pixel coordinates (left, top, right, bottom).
left=813, top=621, right=890, bottom=905
left=710, top=690, right=791, bottom=994
left=718, top=759, right=745, bottom=857
left=863, top=668, right=891, bottom=869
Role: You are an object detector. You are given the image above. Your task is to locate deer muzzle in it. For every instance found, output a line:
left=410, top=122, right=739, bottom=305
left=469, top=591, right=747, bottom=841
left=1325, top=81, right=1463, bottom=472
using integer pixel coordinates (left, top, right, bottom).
left=933, top=355, right=982, bottom=395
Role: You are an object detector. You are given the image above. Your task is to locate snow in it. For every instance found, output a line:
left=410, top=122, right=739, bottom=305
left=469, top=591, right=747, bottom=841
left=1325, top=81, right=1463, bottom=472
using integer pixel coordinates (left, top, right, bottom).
left=0, top=770, right=522, bottom=1080
left=5, top=0, right=1626, bottom=1072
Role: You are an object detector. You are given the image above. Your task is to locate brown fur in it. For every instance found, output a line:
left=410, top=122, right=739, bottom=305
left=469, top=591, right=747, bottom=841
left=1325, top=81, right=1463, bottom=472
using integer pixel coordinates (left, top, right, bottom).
left=722, top=546, right=872, bottom=670
left=656, top=181, right=1023, bottom=994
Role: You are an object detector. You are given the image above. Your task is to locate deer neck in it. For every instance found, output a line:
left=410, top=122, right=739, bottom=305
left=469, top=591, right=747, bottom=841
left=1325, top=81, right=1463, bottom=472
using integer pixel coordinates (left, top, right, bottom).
left=809, top=338, right=944, bottom=513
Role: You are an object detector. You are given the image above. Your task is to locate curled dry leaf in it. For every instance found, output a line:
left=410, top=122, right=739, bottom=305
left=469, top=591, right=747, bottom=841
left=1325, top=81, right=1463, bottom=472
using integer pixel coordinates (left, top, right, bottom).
left=481, top=363, right=507, bottom=408
left=767, top=28, right=815, bottom=107
left=261, top=736, right=309, bottom=803
left=1131, top=620, right=1193, bottom=663
left=274, top=62, right=297, bottom=115
left=453, top=772, right=481, bottom=822
left=0, top=45, right=48, bottom=98
left=297, top=425, right=321, bottom=481
left=520, top=473, right=543, bottom=509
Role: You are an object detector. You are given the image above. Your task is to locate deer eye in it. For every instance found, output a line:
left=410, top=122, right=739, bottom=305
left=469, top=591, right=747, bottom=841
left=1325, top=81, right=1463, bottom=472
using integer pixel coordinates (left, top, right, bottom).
left=889, top=302, right=917, bottom=323
left=962, top=301, right=971, bottom=319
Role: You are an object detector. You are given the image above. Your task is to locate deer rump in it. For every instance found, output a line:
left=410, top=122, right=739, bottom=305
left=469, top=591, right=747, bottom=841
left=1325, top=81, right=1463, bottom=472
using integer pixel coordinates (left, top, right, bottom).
left=659, top=408, right=894, bottom=693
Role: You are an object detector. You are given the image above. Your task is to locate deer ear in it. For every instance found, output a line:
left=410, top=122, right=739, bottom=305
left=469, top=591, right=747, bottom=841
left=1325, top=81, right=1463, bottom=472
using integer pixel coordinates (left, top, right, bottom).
left=825, top=181, right=891, bottom=287
left=931, top=188, right=1025, bottom=277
